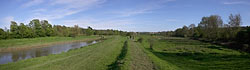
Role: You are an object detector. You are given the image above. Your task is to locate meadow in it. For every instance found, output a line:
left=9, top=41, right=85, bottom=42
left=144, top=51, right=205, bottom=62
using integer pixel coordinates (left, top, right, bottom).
left=139, top=35, right=250, bottom=70
left=0, top=35, right=249, bottom=70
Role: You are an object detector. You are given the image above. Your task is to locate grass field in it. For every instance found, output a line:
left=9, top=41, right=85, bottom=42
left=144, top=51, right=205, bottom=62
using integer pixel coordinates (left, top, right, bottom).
left=0, top=36, right=126, bottom=70
left=139, top=35, right=250, bottom=70
left=0, top=36, right=100, bottom=48
left=121, top=40, right=155, bottom=70
left=1, top=35, right=250, bottom=70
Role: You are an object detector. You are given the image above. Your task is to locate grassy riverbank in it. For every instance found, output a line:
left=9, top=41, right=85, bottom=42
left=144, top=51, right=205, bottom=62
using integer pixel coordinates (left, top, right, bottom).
left=0, top=36, right=126, bottom=70
left=0, top=36, right=100, bottom=48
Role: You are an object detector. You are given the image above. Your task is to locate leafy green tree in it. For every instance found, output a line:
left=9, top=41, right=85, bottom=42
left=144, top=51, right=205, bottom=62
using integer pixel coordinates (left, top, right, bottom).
left=41, top=20, right=53, bottom=36
left=0, top=28, right=7, bottom=39
left=29, top=19, right=46, bottom=37
left=19, top=23, right=29, bottom=38
left=198, top=15, right=223, bottom=40
left=86, top=26, right=94, bottom=35
left=10, top=21, right=20, bottom=38
left=188, top=24, right=196, bottom=37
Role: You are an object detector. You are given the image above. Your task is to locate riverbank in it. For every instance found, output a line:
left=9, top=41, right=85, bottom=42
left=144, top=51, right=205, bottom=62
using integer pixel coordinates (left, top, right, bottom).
left=0, top=36, right=101, bottom=52
left=0, top=36, right=126, bottom=70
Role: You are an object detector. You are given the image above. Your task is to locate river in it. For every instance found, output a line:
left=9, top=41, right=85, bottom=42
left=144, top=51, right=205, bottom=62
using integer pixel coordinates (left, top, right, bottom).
left=0, top=40, right=98, bottom=64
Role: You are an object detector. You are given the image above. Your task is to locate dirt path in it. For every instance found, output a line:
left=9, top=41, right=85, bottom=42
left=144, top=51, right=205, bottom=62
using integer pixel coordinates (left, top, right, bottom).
left=127, top=41, right=155, bottom=70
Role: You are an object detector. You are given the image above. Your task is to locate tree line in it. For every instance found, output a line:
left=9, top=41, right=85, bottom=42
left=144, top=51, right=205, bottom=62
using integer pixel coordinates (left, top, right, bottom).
left=0, top=19, right=126, bottom=39
left=160, top=14, right=249, bottom=52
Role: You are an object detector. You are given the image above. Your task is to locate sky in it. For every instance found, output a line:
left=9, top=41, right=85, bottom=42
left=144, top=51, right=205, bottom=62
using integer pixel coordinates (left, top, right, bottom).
left=0, top=0, right=250, bottom=32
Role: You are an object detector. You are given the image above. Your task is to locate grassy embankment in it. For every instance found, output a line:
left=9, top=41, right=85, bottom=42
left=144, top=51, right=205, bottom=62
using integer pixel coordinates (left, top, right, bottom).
left=109, top=39, right=156, bottom=70
left=0, top=36, right=102, bottom=52
left=122, top=40, right=156, bottom=70
left=0, top=36, right=126, bottom=70
left=140, top=35, right=250, bottom=70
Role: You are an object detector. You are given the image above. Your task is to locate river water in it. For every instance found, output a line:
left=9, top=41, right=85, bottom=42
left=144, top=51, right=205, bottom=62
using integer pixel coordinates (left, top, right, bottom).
left=0, top=40, right=98, bottom=64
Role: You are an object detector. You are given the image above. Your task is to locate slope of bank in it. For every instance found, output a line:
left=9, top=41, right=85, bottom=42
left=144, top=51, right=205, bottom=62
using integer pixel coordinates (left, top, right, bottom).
left=0, top=36, right=126, bottom=70
left=0, top=36, right=101, bottom=52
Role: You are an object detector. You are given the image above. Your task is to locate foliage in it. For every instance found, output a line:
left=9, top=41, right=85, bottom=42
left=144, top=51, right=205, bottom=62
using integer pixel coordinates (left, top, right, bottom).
left=0, top=19, right=126, bottom=39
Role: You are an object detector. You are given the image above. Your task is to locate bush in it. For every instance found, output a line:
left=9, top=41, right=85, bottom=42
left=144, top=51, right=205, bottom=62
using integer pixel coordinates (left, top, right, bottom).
left=137, top=37, right=143, bottom=43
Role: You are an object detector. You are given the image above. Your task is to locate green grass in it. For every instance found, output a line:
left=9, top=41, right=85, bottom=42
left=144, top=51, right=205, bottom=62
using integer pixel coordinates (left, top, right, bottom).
left=0, top=35, right=100, bottom=48
left=140, top=35, right=250, bottom=70
left=0, top=36, right=126, bottom=70
left=139, top=36, right=182, bottom=70
left=121, top=40, right=155, bottom=70
left=1, top=35, right=249, bottom=70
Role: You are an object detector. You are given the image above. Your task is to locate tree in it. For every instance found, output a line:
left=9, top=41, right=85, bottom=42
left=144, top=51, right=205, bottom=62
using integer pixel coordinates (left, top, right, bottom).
left=86, top=26, right=94, bottom=35
left=19, top=23, right=30, bottom=38
left=30, top=19, right=46, bottom=37
left=228, top=14, right=242, bottom=39
left=41, top=20, right=53, bottom=36
left=69, top=25, right=81, bottom=37
left=0, top=28, right=7, bottom=39
left=10, top=21, right=20, bottom=38
left=229, top=14, right=241, bottom=27
left=188, top=24, right=196, bottom=37
left=198, top=15, right=223, bottom=40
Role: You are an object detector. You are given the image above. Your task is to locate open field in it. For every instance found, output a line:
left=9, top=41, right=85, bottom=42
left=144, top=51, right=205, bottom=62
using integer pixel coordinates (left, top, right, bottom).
left=1, top=35, right=250, bottom=70
left=139, top=35, right=250, bottom=70
left=0, top=36, right=126, bottom=70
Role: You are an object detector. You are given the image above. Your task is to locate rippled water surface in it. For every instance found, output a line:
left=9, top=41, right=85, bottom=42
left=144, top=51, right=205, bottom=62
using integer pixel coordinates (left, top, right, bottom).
left=0, top=40, right=98, bottom=64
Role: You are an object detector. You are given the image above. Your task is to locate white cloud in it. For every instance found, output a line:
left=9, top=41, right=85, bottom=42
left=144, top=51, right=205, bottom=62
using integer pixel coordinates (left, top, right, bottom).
left=60, top=18, right=135, bottom=31
left=32, top=8, right=47, bottom=12
left=113, top=0, right=176, bottom=17
left=115, top=8, right=153, bottom=17
left=29, top=0, right=106, bottom=20
left=2, top=16, right=14, bottom=24
left=165, top=19, right=179, bottom=22
left=50, top=0, right=106, bottom=9
left=0, top=16, right=15, bottom=28
left=223, top=1, right=250, bottom=5
left=21, top=0, right=44, bottom=8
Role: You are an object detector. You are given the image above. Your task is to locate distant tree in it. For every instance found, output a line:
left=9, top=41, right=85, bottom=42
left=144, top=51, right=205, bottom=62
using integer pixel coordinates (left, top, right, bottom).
left=0, top=28, right=7, bottom=39
left=229, top=14, right=241, bottom=27
left=188, top=24, right=195, bottom=29
left=69, top=25, right=81, bottom=37
left=228, top=14, right=242, bottom=39
left=10, top=21, right=20, bottom=38
left=41, top=20, right=53, bottom=36
left=19, top=23, right=30, bottom=38
left=198, top=15, right=223, bottom=40
left=86, top=26, right=94, bottom=35
left=188, top=24, right=196, bottom=37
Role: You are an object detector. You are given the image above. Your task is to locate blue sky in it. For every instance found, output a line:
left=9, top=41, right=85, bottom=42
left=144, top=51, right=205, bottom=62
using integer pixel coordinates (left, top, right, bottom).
left=0, top=0, right=250, bottom=32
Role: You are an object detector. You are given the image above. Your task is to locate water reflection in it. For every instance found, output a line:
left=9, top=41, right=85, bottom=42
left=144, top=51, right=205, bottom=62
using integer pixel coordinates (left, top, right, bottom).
left=0, top=40, right=98, bottom=64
